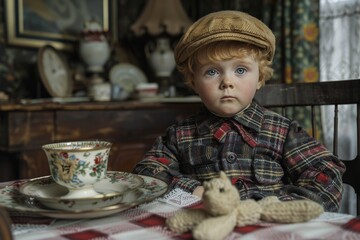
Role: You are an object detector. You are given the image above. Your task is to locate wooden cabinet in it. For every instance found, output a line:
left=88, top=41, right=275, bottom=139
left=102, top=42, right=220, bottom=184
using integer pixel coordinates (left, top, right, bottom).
left=0, top=100, right=201, bottom=181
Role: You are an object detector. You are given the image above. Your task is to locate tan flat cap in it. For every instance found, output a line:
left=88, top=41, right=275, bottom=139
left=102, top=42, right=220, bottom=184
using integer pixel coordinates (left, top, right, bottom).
left=175, top=10, right=275, bottom=66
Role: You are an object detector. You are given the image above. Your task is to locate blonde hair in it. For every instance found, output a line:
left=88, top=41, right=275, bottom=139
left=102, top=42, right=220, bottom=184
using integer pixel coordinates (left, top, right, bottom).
left=177, top=41, right=273, bottom=88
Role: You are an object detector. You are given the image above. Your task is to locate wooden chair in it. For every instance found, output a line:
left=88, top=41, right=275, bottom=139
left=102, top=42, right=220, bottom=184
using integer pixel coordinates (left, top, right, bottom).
left=255, top=79, right=360, bottom=215
left=0, top=207, right=13, bottom=240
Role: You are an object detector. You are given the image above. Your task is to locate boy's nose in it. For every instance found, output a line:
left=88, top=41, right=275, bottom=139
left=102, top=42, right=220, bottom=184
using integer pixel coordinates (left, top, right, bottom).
left=220, top=78, right=234, bottom=90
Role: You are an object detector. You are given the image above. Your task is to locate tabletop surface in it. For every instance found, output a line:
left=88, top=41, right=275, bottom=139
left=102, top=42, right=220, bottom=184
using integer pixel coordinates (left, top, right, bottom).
left=2, top=179, right=359, bottom=240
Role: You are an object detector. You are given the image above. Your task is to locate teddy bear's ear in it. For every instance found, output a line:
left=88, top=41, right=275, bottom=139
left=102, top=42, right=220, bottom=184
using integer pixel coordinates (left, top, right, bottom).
left=203, top=180, right=209, bottom=189
left=219, top=171, right=232, bottom=186
left=219, top=171, right=228, bottom=180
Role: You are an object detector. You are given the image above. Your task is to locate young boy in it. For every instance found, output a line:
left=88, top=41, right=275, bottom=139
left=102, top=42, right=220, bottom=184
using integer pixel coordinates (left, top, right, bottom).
left=133, top=10, right=345, bottom=212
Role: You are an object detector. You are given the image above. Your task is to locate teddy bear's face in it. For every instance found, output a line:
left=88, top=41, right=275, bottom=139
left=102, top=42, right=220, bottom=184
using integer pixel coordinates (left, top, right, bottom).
left=202, top=172, right=240, bottom=216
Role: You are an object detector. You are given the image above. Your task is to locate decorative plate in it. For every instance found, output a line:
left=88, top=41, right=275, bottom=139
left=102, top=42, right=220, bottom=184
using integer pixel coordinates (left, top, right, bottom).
left=19, top=171, right=144, bottom=211
left=109, top=63, right=147, bottom=94
left=0, top=172, right=168, bottom=219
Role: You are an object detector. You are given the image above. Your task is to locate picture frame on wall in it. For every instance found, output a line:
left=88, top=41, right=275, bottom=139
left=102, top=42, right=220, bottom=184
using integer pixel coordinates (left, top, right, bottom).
left=5, top=0, right=117, bottom=50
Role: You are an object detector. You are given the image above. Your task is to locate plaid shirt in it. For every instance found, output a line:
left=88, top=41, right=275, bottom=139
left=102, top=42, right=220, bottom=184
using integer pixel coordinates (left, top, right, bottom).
left=133, top=101, right=345, bottom=212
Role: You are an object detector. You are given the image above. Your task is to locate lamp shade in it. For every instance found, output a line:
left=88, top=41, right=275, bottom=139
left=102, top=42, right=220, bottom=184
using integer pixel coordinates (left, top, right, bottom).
left=131, top=0, right=192, bottom=36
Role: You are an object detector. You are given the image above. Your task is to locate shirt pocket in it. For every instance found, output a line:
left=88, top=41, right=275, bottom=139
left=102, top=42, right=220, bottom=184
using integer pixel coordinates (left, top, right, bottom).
left=180, top=145, right=219, bottom=176
left=252, top=157, right=284, bottom=185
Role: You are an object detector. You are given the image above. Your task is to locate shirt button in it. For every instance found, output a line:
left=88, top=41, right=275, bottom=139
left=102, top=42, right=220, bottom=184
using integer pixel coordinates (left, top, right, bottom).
left=226, top=152, right=237, bottom=163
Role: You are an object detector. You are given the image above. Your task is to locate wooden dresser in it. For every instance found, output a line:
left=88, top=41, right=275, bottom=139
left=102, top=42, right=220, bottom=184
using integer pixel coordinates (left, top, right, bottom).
left=0, top=100, right=202, bottom=181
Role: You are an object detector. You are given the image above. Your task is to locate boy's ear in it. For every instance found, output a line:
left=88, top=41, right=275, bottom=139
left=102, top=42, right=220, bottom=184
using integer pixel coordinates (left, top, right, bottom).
left=257, top=81, right=264, bottom=90
left=256, top=82, right=261, bottom=90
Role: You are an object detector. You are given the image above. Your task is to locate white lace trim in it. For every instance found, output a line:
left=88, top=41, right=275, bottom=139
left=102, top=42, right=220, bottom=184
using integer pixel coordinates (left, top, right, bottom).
left=157, top=188, right=201, bottom=207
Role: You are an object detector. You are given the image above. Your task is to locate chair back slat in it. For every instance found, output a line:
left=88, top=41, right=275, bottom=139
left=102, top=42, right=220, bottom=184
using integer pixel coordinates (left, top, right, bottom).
left=311, top=105, right=316, bottom=138
left=333, top=104, right=339, bottom=157
left=358, top=104, right=360, bottom=157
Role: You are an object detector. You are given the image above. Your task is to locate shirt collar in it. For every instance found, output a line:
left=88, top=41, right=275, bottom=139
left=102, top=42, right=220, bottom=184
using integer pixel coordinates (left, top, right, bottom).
left=231, top=101, right=263, bottom=132
left=196, top=101, right=264, bottom=135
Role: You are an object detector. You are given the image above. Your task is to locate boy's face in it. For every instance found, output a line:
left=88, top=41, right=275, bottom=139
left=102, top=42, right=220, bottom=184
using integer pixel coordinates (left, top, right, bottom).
left=192, top=56, right=259, bottom=117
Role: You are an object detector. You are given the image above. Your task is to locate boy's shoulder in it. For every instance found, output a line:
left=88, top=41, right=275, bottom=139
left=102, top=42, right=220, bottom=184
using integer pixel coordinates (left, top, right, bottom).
left=253, top=102, right=293, bottom=128
left=246, top=101, right=290, bottom=121
left=174, top=113, right=199, bottom=128
left=262, top=106, right=290, bottom=120
left=262, top=107, right=292, bottom=124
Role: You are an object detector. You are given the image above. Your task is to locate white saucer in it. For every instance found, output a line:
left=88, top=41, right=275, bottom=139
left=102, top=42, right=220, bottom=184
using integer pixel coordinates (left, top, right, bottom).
left=0, top=173, right=168, bottom=219
left=19, top=171, right=144, bottom=211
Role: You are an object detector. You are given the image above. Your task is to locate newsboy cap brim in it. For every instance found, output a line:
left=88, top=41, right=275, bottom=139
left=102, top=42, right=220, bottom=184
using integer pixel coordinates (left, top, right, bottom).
left=174, top=10, right=276, bottom=67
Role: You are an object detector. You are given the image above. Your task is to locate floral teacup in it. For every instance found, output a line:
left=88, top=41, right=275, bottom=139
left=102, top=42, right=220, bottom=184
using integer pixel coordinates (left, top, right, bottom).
left=42, top=141, right=112, bottom=199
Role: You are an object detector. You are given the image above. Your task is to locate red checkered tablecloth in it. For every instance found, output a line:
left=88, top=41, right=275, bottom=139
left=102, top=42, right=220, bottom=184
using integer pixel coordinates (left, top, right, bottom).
left=3, top=181, right=359, bottom=240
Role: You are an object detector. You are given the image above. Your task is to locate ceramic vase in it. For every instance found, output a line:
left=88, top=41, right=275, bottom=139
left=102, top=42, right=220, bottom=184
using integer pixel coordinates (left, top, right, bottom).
left=146, top=38, right=176, bottom=77
left=79, top=20, right=110, bottom=73
left=80, top=41, right=110, bottom=72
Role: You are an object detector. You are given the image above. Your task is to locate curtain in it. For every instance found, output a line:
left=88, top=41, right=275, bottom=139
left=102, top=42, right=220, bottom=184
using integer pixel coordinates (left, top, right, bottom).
left=262, top=0, right=322, bottom=140
left=262, top=0, right=320, bottom=85
left=320, top=0, right=360, bottom=216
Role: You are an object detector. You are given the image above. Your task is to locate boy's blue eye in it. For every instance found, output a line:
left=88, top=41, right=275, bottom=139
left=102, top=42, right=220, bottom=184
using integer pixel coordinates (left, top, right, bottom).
left=236, top=67, right=246, bottom=75
left=206, top=69, right=217, bottom=76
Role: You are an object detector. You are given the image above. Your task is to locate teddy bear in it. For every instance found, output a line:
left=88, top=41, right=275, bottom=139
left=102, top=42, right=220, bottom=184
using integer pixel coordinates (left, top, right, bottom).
left=166, top=171, right=324, bottom=240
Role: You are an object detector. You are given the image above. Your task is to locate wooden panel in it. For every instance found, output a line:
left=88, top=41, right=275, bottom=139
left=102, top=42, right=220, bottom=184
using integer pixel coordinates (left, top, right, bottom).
left=19, top=150, right=50, bottom=179
left=0, top=153, right=19, bottom=181
left=55, top=105, right=199, bottom=142
left=55, top=110, right=161, bottom=142
left=108, top=141, right=154, bottom=172
left=1, top=112, right=54, bottom=151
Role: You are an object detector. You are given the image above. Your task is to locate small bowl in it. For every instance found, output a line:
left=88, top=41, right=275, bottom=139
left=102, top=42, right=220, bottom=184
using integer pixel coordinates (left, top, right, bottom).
left=135, top=83, right=159, bottom=98
left=42, top=140, right=112, bottom=199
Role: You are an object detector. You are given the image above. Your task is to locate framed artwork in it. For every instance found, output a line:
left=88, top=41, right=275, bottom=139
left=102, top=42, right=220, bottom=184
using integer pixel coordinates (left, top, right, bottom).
left=5, top=0, right=117, bottom=50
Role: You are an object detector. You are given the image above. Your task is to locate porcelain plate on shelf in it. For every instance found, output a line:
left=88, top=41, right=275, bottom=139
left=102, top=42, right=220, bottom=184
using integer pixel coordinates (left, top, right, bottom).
left=0, top=172, right=168, bottom=219
left=109, top=63, right=147, bottom=95
left=19, top=171, right=144, bottom=211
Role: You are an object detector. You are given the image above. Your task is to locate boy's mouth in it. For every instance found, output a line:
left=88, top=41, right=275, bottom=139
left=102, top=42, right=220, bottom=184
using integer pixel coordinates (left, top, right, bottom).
left=221, top=96, right=235, bottom=100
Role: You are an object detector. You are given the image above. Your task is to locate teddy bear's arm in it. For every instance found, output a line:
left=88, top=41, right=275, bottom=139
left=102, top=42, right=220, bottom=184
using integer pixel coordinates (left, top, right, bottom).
left=166, top=208, right=209, bottom=233
left=257, top=196, right=280, bottom=206
left=260, top=200, right=324, bottom=223
left=235, top=199, right=262, bottom=226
